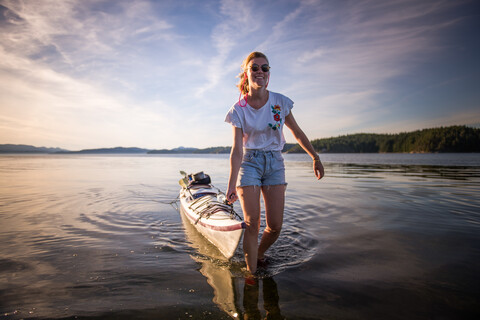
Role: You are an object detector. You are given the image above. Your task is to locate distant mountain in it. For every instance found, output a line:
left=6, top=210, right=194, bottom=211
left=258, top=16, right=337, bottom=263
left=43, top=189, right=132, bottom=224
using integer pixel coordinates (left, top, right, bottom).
left=148, top=144, right=296, bottom=154
left=61, top=147, right=151, bottom=154
left=0, top=144, right=69, bottom=153
left=2, top=125, right=478, bottom=155
left=173, top=146, right=197, bottom=152
left=148, top=148, right=195, bottom=154
left=193, top=146, right=231, bottom=154
left=148, top=146, right=231, bottom=154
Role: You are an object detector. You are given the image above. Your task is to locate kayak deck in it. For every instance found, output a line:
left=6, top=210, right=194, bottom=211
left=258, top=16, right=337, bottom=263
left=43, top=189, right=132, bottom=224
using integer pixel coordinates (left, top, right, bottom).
left=179, top=183, right=245, bottom=259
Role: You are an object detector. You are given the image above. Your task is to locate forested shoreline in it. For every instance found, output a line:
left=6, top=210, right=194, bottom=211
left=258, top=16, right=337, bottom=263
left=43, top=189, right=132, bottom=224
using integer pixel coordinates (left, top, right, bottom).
left=1, top=126, right=479, bottom=154
left=285, top=125, right=480, bottom=153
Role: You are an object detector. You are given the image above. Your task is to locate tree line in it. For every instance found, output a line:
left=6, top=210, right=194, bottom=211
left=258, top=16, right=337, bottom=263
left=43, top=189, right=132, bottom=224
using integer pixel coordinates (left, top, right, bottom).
left=285, top=125, right=480, bottom=153
left=4, top=125, right=476, bottom=154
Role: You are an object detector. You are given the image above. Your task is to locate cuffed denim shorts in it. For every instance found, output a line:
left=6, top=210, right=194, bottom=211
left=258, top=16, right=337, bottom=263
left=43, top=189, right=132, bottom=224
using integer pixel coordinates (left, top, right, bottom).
left=237, top=149, right=286, bottom=187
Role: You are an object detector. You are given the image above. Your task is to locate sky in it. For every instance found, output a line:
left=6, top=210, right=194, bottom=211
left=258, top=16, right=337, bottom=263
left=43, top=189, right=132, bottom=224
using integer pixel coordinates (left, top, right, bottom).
left=0, top=0, right=479, bottom=150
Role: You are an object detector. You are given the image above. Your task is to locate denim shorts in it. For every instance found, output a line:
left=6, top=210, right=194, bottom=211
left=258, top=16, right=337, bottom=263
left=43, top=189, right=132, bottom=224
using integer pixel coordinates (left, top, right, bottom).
left=237, top=149, right=286, bottom=187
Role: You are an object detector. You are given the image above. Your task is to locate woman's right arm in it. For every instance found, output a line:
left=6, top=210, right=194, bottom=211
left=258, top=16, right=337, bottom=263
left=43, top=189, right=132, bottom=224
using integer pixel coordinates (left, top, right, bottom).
left=226, top=126, right=243, bottom=203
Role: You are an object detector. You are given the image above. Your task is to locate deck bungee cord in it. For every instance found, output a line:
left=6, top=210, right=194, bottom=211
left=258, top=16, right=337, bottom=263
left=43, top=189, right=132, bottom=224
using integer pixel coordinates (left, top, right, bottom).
left=156, top=171, right=244, bottom=224
left=182, top=178, right=242, bottom=223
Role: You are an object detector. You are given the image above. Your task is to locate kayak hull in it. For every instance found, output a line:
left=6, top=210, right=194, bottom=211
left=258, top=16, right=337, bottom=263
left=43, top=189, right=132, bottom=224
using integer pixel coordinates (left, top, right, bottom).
left=179, top=187, right=245, bottom=259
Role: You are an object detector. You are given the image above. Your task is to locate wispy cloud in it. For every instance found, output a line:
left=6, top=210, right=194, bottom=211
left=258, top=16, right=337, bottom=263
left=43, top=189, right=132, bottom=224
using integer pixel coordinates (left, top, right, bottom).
left=0, top=0, right=178, bottom=89
left=255, top=0, right=479, bottom=137
left=0, top=0, right=186, bottom=148
left=194, top=0, right=262, bottom=98
left=0, top=0, right=478, bottom=149
left=0, top=44, right=176, bottom=149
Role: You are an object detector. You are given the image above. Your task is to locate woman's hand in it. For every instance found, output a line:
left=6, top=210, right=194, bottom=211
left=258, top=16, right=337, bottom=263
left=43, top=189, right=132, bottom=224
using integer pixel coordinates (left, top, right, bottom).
left=313, top=159, right=324, bottom=180
left=226, top=186, right=238, bottom=204
left=226, top=126, right=243, bottom=204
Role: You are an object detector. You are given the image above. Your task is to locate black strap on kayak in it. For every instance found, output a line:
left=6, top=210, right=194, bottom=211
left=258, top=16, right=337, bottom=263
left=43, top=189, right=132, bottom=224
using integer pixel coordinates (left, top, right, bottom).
left=185, top=185, right=242, bottom=223
left=210, top=186, right=243, bottom=221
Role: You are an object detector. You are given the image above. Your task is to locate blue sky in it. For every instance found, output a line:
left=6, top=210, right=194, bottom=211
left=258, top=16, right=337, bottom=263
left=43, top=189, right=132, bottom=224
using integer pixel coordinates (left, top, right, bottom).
left=0, top=0, right=479, bottom=150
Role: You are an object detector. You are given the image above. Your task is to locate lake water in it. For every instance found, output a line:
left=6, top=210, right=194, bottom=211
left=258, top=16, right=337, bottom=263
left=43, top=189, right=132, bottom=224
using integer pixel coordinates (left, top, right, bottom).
left=1, top=153, right=479, bottom=319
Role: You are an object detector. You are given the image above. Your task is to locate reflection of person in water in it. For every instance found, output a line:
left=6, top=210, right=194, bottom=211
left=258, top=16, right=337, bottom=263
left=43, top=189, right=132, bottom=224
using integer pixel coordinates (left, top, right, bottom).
left=243, top=277, right=283, bottom=319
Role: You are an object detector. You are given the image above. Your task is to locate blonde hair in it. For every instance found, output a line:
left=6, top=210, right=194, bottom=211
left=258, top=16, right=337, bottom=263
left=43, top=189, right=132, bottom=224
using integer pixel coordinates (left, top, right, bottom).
left=236, top=51, right=269, bottom=95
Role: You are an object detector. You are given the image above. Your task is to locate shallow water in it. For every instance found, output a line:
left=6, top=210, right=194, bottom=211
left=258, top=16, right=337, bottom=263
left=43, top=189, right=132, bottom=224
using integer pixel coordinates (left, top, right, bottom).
left=0, top=153, right=479, bottom=319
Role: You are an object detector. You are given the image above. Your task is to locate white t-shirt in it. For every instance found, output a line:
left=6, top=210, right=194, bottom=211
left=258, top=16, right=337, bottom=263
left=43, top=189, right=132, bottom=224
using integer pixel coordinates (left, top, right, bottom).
left=224, top=91, right=293, bottom=151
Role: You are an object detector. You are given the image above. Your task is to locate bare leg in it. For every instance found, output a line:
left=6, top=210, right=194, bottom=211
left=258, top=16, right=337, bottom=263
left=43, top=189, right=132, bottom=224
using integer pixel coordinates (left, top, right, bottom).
left=237, top=186, right=261, bottom=274
left=258, top=185, right=286, bottom=260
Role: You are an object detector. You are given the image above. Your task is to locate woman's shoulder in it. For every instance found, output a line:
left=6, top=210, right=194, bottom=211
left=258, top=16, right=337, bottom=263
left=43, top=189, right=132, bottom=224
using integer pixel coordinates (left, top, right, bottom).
left=225, top=101, right=244, bottom=127
left=269, top=91, right=287, bottom=98
left=268, top=91, right=293, bottom=108
left=228, top=103, right=245, bottom=116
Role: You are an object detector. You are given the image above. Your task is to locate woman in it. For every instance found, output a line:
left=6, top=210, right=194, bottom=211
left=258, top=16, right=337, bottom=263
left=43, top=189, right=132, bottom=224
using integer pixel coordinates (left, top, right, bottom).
left=225, top=51, right=324, bottom=275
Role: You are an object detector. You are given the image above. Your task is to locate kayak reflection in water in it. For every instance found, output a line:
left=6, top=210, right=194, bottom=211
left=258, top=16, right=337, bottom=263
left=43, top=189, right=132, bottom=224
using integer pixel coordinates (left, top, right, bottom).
left=243, top=277, right=284, bottom=320
left=179, top=195, right=284, bottom=318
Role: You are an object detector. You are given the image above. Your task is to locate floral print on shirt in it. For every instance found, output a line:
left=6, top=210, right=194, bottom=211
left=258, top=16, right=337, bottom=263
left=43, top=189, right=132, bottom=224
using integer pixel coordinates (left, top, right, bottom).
left=268, top=105, right=282, bottom=130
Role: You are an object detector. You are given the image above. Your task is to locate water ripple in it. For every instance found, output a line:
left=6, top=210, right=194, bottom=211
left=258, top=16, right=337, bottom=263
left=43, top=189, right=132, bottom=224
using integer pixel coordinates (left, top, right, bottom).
left=1, top=154, right=480, bottom=319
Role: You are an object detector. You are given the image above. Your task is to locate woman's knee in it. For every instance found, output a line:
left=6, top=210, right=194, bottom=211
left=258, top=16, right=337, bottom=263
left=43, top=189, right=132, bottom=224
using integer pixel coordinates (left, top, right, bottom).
left=245, top=219, right=260, bottom=234
left=265, top=224, right=282, bottom=235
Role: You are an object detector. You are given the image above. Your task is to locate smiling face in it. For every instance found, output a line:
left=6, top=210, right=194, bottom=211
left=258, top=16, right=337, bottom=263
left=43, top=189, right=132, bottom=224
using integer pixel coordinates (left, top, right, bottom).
left=237, top=52, right=270, bottom=95
left=246, top=57, right=270, bottom=90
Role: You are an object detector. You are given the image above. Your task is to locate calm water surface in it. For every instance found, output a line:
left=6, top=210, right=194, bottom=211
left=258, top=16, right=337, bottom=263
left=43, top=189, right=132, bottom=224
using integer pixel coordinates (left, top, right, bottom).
left=0, top=153, right=479, bottom=319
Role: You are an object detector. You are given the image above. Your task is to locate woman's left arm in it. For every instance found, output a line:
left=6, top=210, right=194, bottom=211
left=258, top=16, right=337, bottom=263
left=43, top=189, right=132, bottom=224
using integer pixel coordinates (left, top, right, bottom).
left=285, top=112, right=324, bottom=180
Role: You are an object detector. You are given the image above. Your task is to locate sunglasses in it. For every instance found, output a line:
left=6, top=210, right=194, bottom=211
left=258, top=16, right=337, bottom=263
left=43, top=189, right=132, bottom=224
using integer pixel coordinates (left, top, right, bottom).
left=249, top=64, right=270, bottom=72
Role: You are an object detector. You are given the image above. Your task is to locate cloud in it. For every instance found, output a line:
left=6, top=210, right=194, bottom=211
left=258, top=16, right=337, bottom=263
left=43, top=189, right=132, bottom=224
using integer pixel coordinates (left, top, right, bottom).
left=297, top=48, right=324, bottom=64
left=0, top=43, right=177, bottom=150
left=292, top=1, right=460, bottom=81
left=194, top=0, right=267, bottom=98
left=0, top=0, right=187, bottom=148
left=287, top=90, right=382, bottom=139
left=0, top=0, right=177, bottom=85
left=255, top=0, right=474, bottom=138
left=0, top=0, right=477, bottom=149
